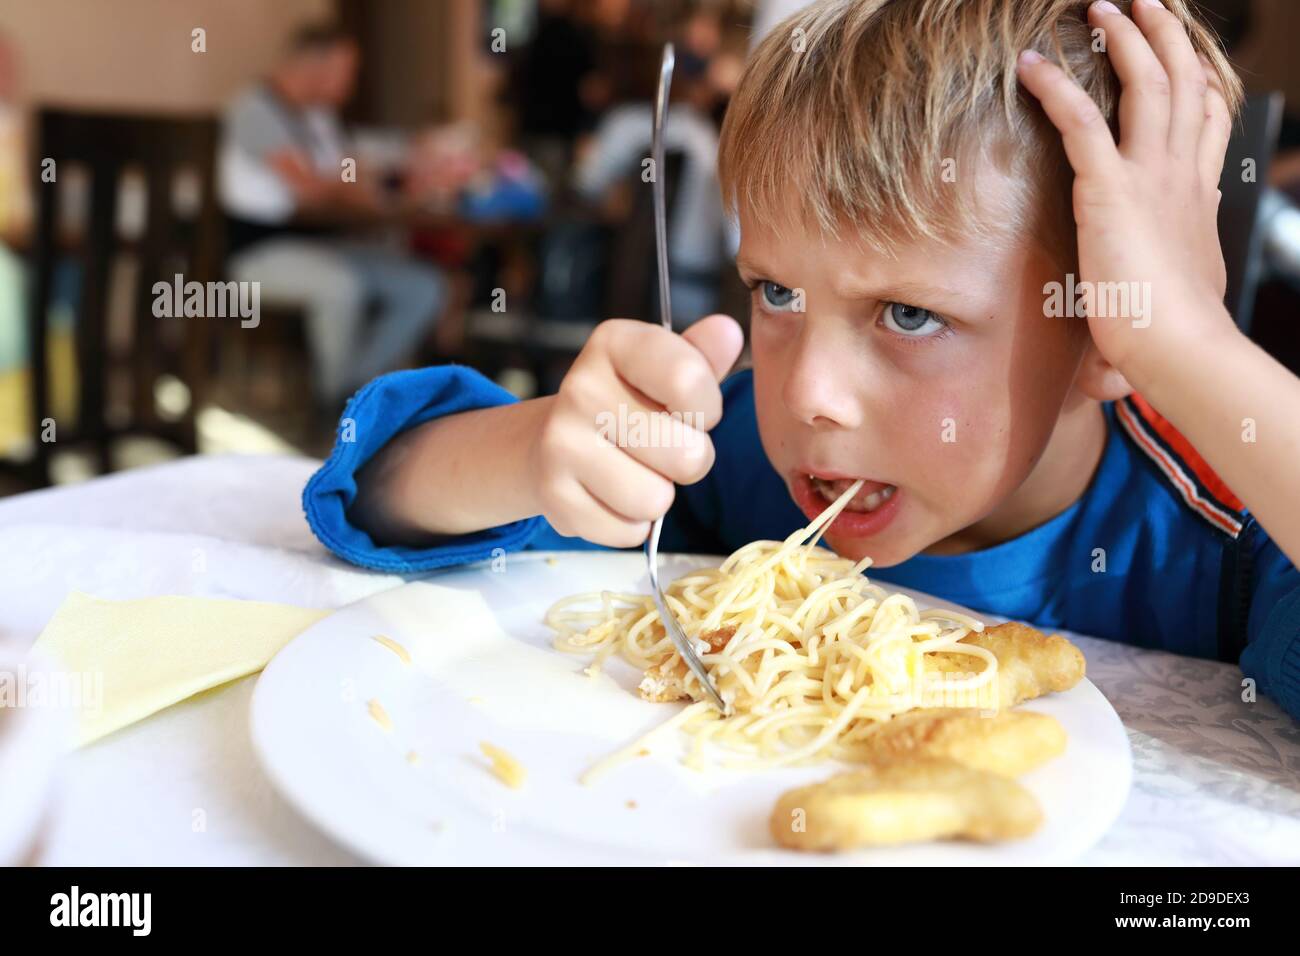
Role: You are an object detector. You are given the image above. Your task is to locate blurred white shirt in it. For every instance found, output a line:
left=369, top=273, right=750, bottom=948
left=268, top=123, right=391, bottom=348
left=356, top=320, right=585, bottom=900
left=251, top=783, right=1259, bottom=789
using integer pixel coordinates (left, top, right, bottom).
left=575, top=102, right=724, bottom=276
left=218, top=86, right=349, bottom=225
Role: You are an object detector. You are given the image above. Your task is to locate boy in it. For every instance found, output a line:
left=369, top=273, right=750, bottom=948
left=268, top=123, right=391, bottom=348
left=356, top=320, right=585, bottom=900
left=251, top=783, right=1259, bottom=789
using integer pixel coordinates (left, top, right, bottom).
left=304, top=0, right=1300, bottom=721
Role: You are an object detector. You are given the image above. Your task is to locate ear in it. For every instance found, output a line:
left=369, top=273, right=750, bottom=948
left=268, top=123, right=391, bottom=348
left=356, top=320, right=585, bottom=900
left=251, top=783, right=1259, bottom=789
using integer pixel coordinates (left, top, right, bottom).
left=1074, top=338, right=1133, bottom=402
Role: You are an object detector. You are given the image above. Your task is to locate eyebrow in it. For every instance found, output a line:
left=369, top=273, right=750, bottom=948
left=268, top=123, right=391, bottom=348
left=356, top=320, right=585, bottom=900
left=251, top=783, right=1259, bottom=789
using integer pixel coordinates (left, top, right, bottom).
left=735, top=256, right=971, bottom=308
left=733, top=256, right=765, bottom=280
left=848, top=279, right=971, bottom=306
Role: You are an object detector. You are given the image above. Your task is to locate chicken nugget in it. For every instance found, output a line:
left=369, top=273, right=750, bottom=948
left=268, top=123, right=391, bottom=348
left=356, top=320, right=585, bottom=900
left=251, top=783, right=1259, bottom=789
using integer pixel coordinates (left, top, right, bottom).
left=857, top=708, right=1067, bottom=777
left=929, top=621, right=1085, bottom=710
left=771, top=757, right=1043, bottom=852
left=637, top=627, right=734, bottom=703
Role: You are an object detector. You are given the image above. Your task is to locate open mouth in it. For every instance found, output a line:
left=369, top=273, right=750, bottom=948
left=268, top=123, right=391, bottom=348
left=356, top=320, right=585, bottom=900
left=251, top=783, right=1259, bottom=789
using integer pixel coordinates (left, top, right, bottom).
left=791, top=470, right=903, bottom=540
left=810, top=476, right=897, bottom=513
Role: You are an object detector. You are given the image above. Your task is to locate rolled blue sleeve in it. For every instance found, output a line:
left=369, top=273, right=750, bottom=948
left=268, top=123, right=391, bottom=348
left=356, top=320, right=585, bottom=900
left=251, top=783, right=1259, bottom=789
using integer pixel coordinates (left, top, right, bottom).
left=303, top=365, right=766, bottom=574
left=302, top=365, right=550, bottom=573
left=1240, top=534, right=1300, bottom=721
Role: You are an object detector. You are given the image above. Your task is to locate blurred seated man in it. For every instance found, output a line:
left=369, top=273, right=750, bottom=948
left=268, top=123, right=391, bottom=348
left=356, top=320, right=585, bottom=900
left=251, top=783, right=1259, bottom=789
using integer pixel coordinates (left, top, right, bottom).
left=573, top=40, right=725, bottom=329
left=219, top=24, right=445, bottom=409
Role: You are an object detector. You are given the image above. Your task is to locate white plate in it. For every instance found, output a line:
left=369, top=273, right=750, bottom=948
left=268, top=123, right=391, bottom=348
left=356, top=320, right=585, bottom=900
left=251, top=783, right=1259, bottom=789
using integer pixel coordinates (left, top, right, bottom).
left=251, top=551, right=1131, bottom=865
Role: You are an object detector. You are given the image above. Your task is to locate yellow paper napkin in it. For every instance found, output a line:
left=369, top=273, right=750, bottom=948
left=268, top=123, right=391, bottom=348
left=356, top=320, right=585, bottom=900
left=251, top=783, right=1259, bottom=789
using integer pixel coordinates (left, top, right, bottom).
left=30, top=591, right=330, bottom=747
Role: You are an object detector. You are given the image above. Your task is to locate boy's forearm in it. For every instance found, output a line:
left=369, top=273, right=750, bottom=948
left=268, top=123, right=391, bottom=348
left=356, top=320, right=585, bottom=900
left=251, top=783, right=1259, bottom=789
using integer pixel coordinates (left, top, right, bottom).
left=351, top=398, right=552, bottom=545
left=1129, top=313, right=1300, bottom=566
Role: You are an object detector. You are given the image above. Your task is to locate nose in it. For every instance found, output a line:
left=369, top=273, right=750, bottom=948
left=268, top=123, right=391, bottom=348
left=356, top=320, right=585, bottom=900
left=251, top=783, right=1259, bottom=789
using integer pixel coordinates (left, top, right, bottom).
left=781, top=323, right=865, bottom=430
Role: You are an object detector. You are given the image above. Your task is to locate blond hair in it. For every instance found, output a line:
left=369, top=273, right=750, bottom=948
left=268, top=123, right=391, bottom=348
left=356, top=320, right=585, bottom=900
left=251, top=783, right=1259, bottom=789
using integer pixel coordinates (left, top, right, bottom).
left=718, top=0, right=1243, bottom=267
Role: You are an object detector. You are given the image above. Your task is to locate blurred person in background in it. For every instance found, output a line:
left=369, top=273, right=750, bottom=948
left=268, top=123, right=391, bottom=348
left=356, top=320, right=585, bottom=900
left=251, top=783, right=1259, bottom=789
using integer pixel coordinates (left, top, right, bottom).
left=220, top=24, right=447, bottom=411
left=510, top=0, right=600, bottom=189
left=572, top=12, right=727, bottom=328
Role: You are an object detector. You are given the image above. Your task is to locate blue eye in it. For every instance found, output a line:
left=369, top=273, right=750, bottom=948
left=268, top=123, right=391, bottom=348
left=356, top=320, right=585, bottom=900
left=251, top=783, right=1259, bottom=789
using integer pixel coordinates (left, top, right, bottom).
left=759, top=281, right=798, bottom=312
left=881, top=301, right=946, bottom=337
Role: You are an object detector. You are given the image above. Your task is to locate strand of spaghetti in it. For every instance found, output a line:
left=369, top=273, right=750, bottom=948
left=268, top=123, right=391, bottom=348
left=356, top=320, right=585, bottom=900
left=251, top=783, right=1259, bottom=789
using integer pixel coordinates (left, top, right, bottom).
left=701, top=480, right=865, bottom=628
left=546, top=476, right=1002, bottom=776
left=723, top=685, right=874, bottom=770
left=578, top=701, right=712, bottom=786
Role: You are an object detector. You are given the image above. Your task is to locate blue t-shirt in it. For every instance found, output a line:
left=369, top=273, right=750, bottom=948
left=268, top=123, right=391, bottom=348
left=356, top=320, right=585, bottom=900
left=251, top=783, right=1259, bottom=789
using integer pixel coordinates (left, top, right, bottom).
left=303, top=365, right=1300, bottom=722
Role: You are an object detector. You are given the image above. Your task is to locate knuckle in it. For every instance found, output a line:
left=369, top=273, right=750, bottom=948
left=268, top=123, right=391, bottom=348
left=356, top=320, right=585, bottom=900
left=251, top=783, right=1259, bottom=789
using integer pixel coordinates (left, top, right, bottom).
left=653, top=478, right=677, bottom=516
left=666, top=360, right=705, bottom=408
left=582, top=319, right=624, bottom=363
left=698, top=387, right=724, bottom=429
left=558, top=367, right=603, bottom=414
left=622, top=477, right=673, bottom=521
left=586, top=319, right=615, bottom=348
left=676, top=434, right=715, bottom=482
left=613, top=522, right=650, bottom=549
left=668, top=355, right=718, bottom=410
left=1072, top=179, right=1111, bottom=212
left=600, top=317, right=641, bottom=348
left=1144, top=72, right=1171, bottom=98
left=1070, top=103, right=1105, bottom=130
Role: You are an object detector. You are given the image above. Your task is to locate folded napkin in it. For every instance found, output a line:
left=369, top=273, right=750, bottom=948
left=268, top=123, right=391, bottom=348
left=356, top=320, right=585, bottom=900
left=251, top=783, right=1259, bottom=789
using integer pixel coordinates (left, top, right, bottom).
left=30, top=592, right=329, bottom=747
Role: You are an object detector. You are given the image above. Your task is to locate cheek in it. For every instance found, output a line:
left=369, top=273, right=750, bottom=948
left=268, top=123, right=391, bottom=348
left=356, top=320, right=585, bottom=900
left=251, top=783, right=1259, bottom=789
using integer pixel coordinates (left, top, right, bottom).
left=908, top=339, right=1076, bottom=509
left=750, top=359, right=789, bottom=465
left=888, top=384, right=1015, bottom=493
left=875, top=344, right=1031, bottom=523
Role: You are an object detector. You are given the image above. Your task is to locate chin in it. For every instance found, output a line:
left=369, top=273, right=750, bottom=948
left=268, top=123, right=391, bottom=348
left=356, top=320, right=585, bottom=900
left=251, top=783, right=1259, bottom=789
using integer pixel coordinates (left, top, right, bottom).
left=821, top=530, right=917, bottom=568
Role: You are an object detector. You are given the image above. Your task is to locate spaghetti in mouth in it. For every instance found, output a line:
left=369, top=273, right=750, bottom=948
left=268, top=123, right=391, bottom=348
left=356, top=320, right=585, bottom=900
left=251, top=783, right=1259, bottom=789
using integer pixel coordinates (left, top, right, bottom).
left=810, top=476, right=896, bottom=512
left=545, top=480, right=998, bottom=781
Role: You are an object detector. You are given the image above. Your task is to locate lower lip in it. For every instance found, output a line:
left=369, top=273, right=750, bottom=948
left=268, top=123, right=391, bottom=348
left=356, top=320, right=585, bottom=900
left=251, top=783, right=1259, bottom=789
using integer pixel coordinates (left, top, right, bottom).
left=792, top=473, right=903, bottom=539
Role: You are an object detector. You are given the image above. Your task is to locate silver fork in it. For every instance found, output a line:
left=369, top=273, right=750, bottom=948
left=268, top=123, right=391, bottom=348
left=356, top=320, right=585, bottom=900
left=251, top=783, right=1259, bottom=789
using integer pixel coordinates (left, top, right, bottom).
left=644, top=42, right=727, bottom=713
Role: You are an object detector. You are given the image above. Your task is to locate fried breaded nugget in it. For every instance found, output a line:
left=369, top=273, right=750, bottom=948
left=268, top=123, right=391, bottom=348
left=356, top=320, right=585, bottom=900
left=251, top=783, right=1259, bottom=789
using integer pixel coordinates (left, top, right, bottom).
left=770, top=757, right=1043, bottom=852
left=636, top=627, right=735, bottom=703
left=857, top=708, right=1067, bottom=777
left=929, top=621, right=1086, bottom=710
left=638, top=654, right=690, bottom=702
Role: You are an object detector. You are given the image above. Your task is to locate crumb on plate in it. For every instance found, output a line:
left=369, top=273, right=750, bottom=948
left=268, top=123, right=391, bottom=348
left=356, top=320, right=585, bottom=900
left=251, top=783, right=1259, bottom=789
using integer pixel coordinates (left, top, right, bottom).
left=371, top=634, right=412, bottom=664
left=367, top=698, right=393, bottom=732
left=480, top=741, right=527, bottom=789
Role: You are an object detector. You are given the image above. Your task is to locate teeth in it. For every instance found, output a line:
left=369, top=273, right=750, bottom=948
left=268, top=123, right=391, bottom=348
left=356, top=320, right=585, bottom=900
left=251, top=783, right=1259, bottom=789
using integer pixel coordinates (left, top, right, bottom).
left=811, top=477, right=896, bottom=511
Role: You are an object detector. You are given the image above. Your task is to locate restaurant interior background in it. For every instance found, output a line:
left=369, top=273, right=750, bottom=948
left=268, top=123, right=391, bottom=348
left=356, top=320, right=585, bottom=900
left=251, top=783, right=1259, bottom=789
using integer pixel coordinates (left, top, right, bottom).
left=1, top=0, right=1300, bottom=498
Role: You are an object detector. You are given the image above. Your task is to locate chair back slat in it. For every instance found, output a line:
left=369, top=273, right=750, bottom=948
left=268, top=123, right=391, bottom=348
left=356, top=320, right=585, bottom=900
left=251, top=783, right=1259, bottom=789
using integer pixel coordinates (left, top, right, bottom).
left=24, top=108, right=220, bottom=485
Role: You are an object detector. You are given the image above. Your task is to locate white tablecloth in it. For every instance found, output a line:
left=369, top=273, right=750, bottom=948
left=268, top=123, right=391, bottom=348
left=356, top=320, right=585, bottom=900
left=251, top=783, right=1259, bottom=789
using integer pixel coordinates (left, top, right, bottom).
left=2, top=455, right=1297, bottom=865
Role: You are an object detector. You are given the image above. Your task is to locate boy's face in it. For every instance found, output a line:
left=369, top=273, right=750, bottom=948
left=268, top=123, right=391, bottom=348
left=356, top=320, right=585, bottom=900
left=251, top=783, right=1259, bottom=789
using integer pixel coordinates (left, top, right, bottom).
left=737, top=183, right=1089, bottom=567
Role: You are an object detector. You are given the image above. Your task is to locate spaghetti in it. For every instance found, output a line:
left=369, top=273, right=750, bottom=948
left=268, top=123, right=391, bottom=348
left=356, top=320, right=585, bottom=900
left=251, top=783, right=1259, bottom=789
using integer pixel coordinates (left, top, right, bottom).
left=545, top=480, right=999, bottom=778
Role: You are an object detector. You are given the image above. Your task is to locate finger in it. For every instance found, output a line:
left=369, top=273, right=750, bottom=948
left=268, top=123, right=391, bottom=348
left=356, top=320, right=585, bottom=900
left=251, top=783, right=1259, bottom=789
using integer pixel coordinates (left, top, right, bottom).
left=1016, top=50, right=1121, bottom=179
left=680, top=313, right=745, bottom=382
left=1088, top=0, right=1171, bottom=158
left=616, top=417, right=716, bottom=485
left=575, top=366, right=716, bottom=483
left=604, top=322, right=727, bottom=428
left=1197, top=53, right=1232, bottom=187
left=582, top=448, right=677, bottom=524
left=551, top=476, right=651, bottom=548
left=585, top=439, right=681, bottom=520
left=1129, top=0, right=1208, bottom=159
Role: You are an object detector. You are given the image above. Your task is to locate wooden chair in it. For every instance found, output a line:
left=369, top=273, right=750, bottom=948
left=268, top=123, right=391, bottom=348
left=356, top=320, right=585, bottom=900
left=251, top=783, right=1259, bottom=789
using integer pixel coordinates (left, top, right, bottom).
left=21, top=108, right=220, bottom=487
